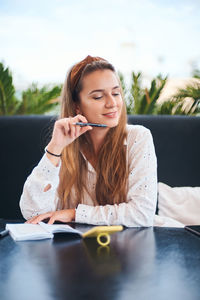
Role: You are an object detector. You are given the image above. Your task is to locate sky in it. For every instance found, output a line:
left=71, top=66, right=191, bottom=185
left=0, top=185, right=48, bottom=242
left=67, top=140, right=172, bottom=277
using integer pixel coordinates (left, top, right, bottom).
left=0, top=0, right=200, bottom=90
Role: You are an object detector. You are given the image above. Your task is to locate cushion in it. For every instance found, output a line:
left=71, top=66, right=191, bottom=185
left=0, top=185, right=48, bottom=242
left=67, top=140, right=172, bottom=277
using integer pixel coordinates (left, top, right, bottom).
left=158, top=182, right=200, bottom=225
left=153, top=215, right=184, bottom=227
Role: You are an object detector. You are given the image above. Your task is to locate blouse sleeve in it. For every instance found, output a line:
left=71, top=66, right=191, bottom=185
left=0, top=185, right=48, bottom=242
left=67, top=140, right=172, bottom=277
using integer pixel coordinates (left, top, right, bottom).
left=19, top=154, right=61, bottom=220
left=75, top=126, right=157, bottom=227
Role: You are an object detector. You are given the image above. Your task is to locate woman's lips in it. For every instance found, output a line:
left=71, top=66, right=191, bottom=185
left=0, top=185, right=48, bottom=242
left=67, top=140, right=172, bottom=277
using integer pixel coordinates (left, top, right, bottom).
left=102, top=111, right=118, bottom=118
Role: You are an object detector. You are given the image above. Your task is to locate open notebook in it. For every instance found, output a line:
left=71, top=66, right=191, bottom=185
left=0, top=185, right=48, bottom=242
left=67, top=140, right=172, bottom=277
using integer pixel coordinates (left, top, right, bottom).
left=6, top=222, right=123, bottom=241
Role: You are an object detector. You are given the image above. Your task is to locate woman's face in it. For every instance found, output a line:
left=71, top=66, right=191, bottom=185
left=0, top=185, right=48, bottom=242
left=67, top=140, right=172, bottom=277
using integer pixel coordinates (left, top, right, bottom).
left=76, top=69, right=123, bottom=128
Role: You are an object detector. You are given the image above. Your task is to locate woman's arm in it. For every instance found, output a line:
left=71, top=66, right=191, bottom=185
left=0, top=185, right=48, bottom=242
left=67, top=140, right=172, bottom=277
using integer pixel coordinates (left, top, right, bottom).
left=19, top=154, right=62, bottom=220
left=20, top=115, right=92, bottom=221
left=75, top=126, right=157, bottom=227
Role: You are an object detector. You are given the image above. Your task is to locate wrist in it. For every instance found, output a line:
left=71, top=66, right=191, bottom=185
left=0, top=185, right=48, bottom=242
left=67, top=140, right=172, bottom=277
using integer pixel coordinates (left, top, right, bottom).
left=45, top=144, right=62, bottom=167
left=47, top=142, right=63, bottom=155
left=45, top=147, right=62, bottom=157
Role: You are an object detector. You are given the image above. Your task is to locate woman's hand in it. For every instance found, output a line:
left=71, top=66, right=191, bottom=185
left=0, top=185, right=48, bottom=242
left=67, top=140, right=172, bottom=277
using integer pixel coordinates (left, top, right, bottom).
left=25, top=209, right=76, bottom=225
left=47, top=115, right=92, bottom=155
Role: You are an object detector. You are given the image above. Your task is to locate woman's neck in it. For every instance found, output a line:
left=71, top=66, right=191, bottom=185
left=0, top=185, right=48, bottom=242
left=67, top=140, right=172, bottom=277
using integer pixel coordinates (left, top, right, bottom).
left=81, top=128, right=109, bottom=169
left=89, top=127, right=109, bottom=154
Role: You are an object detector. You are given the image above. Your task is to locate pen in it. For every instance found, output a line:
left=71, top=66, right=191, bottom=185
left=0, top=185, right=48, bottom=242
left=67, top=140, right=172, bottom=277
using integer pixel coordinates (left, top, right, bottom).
left=72, top=122, right=107, bottom=128
left=0, top=229, right=9, bottom=238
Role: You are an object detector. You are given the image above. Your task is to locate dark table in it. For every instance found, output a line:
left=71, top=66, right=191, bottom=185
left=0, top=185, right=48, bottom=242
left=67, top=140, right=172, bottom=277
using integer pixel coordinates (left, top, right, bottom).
left=0, top=220, right=200, bottom=300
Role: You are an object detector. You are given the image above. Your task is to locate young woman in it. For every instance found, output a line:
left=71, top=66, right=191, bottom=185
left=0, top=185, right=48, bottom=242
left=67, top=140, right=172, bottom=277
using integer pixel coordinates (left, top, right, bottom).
left=20, top=55, right=157, bottom=227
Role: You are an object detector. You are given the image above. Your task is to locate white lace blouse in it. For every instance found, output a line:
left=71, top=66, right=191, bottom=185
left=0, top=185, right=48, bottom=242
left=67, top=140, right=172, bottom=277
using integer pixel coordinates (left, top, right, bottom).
left=20, top=124, right=157, bottom=227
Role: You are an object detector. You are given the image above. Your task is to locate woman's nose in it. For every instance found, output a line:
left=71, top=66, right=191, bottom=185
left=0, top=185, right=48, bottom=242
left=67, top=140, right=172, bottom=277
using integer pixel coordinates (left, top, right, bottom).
left=105, top=94, right=116, bottom=107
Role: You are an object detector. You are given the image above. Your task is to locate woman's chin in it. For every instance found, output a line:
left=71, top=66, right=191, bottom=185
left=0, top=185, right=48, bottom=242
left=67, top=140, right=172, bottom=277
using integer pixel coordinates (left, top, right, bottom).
left=105, top=119, right=119, bottom=128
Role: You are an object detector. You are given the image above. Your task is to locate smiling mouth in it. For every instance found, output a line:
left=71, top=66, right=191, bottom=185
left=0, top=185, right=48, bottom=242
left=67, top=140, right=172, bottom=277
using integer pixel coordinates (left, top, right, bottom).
left=103, top=111, right=117, bottom=116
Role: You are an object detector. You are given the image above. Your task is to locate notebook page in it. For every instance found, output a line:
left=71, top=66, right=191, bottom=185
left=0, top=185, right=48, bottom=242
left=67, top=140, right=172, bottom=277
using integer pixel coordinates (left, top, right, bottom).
left=39, top=222, right=82, bottom=236
left=6, top=223, right=53, bottom=240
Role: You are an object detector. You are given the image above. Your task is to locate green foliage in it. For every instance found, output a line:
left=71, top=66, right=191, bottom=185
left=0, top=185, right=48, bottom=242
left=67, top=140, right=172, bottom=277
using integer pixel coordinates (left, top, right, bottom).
left=1, top=61, right=200, bottom=116
left=118, top=71, right=132, bottom=114
left=192, top=68, right=200, bottom=79
left=170, top=83, right=200, bottom=115
left=0, top=62, right=16, bottom=115
left=119, top=70, right=200, bottom=115
left=119, top=71, right=168, bottom=115
left=15, top=83, right=62, bottom=115
left=0, top=62, right=62, bottom=115
left=129, top=72, right=142, bottom=114
left=155, top=100, right=185, bottom=115
left=173, top=83, right=200, bottom=102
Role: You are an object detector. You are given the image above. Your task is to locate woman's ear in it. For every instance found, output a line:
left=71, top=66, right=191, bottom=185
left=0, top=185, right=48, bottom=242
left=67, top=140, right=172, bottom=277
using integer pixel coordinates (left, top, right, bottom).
left=74, top=104, right=81, bottom=115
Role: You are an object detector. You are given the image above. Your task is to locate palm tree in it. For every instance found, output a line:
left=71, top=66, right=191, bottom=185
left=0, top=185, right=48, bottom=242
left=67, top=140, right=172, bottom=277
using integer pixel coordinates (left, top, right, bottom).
left=0, top=61, right=62, bottom=115
left=155, top=99, right=186, bottom=115
left=120, top=71, right=168, bottom=114
left=15, top=83, right=62, bottom=115
left=118, top=71, right=132, bottom=114
left=0, top=62, right=16, bottom=115
left=133, top=73, right=168, bottom=114
left=170, top=82, right=200, bottom=115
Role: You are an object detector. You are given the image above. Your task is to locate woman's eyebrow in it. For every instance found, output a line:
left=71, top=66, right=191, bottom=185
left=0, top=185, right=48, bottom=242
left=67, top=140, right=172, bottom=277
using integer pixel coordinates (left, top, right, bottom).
left=88, top=86, right=120, bottom=95
left=89, top=89, right=104, bottom=95
left=112, top=85, right=120, bottom=90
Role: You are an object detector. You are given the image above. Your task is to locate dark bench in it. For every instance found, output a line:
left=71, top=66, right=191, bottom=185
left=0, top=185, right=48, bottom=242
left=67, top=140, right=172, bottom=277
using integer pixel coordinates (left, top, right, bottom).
left=1, top=115, right=200, bottom=219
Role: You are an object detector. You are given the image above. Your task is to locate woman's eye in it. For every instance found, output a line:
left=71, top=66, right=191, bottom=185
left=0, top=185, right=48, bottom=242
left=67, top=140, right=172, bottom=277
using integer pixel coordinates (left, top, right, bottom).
left=113, top=93, right=120, bottom=96
left=93, top=96, right=103, bottom=100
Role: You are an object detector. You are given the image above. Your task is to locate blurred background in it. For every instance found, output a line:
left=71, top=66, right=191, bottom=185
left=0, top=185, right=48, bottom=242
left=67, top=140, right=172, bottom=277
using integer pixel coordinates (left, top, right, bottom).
left=1, top=0, right=200, bottom=115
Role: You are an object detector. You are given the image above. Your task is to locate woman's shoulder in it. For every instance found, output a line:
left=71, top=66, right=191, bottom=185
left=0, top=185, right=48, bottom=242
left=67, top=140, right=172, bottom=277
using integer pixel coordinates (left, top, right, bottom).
left=126, top=123, right=151, bottom=136
left=125, top=124, right=152, bottom=147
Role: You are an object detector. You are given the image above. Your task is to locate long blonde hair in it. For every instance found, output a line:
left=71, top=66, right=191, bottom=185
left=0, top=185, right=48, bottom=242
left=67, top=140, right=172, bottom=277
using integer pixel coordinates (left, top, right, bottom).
left=57, top=55, right=128, bottom=208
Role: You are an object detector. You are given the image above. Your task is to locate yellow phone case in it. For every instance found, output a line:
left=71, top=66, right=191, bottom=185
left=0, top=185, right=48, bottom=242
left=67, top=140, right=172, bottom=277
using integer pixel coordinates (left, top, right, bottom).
left=82, top=225, right=123, bottom=238
left=82, top=225, right=123, bottom=246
